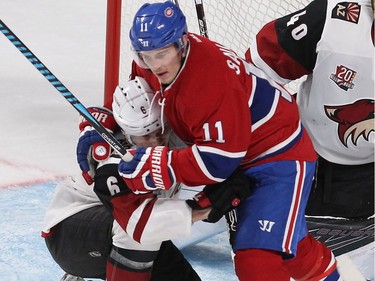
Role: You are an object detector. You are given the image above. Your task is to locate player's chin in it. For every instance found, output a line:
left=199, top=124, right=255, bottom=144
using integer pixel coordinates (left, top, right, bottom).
left=157, top=73, right=173, bottom=84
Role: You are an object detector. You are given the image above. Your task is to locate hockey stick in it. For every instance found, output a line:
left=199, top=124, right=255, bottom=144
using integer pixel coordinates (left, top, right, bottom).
left=307, top=217, right=374, bottom=280
left=307, top=216, right=374, bottom=256
left=173, top=0, right=209, bottom=38
left=194, top=0, right=209, bottom=38
left=0, top=19, right=132, bottom=161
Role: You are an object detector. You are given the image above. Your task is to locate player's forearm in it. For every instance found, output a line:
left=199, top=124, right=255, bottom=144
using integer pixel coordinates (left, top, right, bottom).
left=192, top=208, right=211, bottom=222
left=171, top=144, right=244, bottom=186
left=136, top=199, right=193, bottom=244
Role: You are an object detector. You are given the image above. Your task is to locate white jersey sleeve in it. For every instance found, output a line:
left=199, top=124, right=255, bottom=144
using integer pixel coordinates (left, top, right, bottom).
left=41, top=175, right=102, bottom=234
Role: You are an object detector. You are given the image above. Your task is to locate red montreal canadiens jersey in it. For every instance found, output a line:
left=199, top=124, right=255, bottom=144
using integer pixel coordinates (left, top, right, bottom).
left=247, top=0, right=374, bottom=165
left=132, top=33, right=316, bottom=186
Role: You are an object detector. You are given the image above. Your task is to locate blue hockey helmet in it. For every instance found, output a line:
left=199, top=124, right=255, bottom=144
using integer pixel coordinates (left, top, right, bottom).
left=129, top=1, right=188, bottom=53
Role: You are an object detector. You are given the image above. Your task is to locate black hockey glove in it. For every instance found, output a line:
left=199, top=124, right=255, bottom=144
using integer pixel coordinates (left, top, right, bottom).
left=186, top=169, right=254, bottom=223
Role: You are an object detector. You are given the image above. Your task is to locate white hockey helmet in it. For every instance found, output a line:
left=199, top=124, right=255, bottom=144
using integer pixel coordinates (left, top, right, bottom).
left=112, top=76, right=163, bottom=138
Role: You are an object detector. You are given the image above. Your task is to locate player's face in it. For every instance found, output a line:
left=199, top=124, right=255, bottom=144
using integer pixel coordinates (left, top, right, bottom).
left=140, top=44, right=183, bottom=84
left=130, top=127, right=171, bottom=147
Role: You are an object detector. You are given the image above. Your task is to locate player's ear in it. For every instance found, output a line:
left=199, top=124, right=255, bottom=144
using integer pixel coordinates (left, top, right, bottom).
left=182, top=34, right=188, bottom=44
left=181, top=34, right=189, bottom=57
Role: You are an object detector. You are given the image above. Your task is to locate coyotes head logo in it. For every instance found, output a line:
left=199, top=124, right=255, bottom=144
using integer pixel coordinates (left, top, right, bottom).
left=325, top=99, right=374, bottom=146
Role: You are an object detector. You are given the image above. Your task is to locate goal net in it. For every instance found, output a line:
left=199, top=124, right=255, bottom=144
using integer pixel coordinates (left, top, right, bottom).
left=104, top=0, right=311, bottom=106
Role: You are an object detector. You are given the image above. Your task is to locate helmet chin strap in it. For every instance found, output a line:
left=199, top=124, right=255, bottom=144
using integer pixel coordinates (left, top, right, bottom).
left=159, top=98, right=167, bottom=135
left=150, top=90, right=166, bottom=134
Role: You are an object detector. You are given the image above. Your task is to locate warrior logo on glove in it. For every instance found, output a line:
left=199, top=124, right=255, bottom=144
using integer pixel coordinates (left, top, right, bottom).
left=118, top=146, right=176, bottom=193
left=150, top=146, right=169, bottom=189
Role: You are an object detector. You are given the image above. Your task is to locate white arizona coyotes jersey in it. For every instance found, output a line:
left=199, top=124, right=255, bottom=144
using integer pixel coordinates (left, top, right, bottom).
left=299, top=0, right=374, bottom=164
left=42, top=170, right=225, bottom=247
left=248, top=0, right=374, bottom=165
left=41, top=171, right=193, bottom=244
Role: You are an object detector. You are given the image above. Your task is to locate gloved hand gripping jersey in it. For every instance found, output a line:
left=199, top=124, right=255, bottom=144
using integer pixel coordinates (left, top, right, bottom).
left=186, top=169, right=255, bottom=223
left=118, top=146, right=176, bottom=193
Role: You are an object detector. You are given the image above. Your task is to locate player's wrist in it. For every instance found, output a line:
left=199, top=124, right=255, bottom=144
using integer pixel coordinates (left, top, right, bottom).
left=191, top=208, right=211, bottom=222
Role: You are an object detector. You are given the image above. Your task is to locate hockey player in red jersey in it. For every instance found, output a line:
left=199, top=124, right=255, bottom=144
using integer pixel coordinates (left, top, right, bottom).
left=245, top=0, right=374, bottom=220
left=113, top=1, right=342, bottom=280
left=61, top=76, right=251, bottom=281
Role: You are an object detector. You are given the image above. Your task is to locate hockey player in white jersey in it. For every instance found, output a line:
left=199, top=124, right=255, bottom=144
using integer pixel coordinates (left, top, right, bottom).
left=42, top=98, right=202, bottom=280
left=247, top=0, right=374, bottom=220
left=43, top=77, right=251, bottom=281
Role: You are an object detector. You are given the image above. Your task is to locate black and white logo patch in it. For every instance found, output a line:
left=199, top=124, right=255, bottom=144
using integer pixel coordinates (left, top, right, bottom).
left=331, top=2, right=361, bottom=24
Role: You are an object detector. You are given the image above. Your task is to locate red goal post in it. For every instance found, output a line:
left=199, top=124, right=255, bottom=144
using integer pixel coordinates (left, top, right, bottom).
left=104, top=0, right=311, bottom=108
